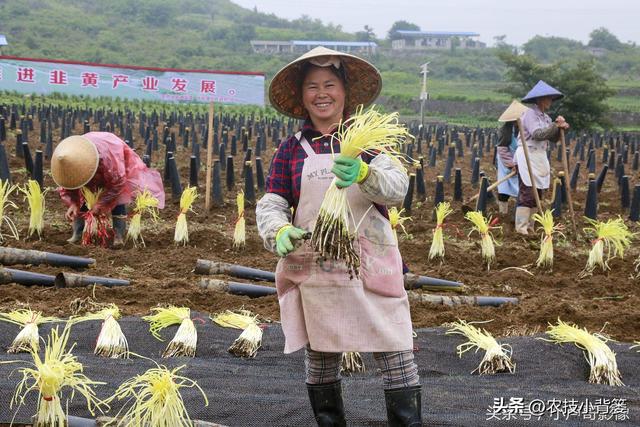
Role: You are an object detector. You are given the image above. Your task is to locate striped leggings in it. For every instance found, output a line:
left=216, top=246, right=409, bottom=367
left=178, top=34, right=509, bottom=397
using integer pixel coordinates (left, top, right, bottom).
left=305, top=346, right=419, bottom=390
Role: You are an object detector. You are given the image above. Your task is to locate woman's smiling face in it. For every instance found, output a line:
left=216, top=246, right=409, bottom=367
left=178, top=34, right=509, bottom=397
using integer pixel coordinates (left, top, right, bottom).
left=301, top=66, right=346, bottom=129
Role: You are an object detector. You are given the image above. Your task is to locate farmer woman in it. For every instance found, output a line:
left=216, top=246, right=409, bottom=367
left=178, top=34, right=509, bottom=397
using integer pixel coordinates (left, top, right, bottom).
left=52, top=132, right=165, bottom=247
left=495, top=101, right=528, bottom=216
left=256, top=47, right=421, bottom=426
left=514, top=81, right=570, bottom=235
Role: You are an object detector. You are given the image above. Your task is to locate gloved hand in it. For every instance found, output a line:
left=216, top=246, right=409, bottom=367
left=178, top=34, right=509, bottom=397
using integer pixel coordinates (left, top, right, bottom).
left=276, top=224, right=308, bottom=257
left=331, top=155, right=369, bottom=188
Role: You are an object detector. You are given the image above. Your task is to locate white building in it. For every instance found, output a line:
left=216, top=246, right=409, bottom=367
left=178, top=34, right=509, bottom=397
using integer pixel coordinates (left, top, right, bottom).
left=251, top=40, right=377, bottom=55
left=392, top=31, right=485, bottom=50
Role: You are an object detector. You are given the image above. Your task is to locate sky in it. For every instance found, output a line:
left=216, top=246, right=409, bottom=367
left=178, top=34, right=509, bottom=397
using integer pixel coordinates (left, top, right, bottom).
left=232, top=0, right=640, bottom=46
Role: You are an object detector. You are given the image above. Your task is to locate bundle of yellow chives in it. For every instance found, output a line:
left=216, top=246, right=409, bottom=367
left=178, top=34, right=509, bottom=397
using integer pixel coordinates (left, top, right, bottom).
left=105, top=363, right=208, bottom=427
left=532, top=209, right=564, bottom=270
left=389, top=207, right=411, bottom=244
left=429, top=202, right=453, bottom=261
left=545, top=319, right=623, bottom=386
left=20, top=180, right=47, bottom=238
left=340, top=352, right=365, bottom=374
left=580, top=217, right=633, bottom=277
left=10, top=325, right=107, bottom=425
left=0, top=309, right=59, bottom=353
left=446, top=320, right=515, bottom=375
left=211, top=309, right=263, bottom=358
left=233, top=190, right=246, bottom=249
left=143, top=306, right=197, bottom=357
left=68, top=304, right=129, bottom=358
left=126, top=189, right=160, bottom=247
left=311, top=105, right=412, bottom=278
left=81, top=186, right=108, bottom=246
left=0, top=179, right=19, bottom=241
left=465, top=211, right=499, bottom=270
left=174, top=187, right=198, bottom=246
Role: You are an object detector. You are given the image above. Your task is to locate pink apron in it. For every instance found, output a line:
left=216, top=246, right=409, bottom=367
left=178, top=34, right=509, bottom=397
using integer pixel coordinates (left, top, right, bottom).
left=275, top=134, right=414, bottom=354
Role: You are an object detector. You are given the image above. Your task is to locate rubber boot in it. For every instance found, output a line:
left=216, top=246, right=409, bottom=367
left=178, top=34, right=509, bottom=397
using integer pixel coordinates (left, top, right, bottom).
left=112, top=215, right=127, bottom=248
left=67, top=218, right=84, bottom=243
left=384, top=385, right=422, bottom=427
left=515, top=207, right=531, bottom=235
left=306, top=381, right=346, bottom=427
left=498, top=201, right=509, bottom=215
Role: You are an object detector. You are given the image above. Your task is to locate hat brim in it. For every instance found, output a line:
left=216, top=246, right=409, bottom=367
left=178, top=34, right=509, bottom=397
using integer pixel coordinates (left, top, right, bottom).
left=51, top=135, right=99, bottom=189
left=522, top=94, right=564, bottom=104
left=498, top=100, right=529, bottom=122
left=269, top=47, right=382, bottom=120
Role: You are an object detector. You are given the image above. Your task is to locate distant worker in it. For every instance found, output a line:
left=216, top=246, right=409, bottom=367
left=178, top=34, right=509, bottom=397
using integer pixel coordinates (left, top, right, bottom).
left=52, top=132, right=165, bottom=247
left=515, top=81, right=570, bottom=235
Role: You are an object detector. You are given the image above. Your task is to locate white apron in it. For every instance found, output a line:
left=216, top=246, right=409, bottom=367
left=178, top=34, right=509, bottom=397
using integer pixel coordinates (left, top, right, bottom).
left=515, top=142, right=550, bottom=189
left=275, top=135, right=413, bottom=354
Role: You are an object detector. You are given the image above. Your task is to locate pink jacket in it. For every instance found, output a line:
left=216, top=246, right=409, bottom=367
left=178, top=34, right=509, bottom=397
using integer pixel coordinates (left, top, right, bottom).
left=59, top=132, right=165, bottom=213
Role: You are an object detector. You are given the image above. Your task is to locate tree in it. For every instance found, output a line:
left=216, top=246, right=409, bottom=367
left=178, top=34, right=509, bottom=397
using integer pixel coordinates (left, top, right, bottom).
left=356, top=25, right=376, bottom=42
left=498, top=52, right=615, bottom=130
left=588, top=27, right=624, bottom=51
left=387, top=20, right=420, bottom=40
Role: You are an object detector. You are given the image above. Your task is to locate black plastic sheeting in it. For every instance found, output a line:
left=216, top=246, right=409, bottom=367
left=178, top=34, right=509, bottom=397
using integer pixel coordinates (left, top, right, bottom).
left=0, top=316, right=638, bottom=426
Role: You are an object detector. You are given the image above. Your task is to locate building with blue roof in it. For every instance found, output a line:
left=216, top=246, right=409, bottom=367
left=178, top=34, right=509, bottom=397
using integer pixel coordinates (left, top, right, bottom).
left=392, top=30, right=484, bottom=50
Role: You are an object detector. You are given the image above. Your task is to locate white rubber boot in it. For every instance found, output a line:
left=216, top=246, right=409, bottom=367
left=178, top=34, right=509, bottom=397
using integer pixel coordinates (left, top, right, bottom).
left=515, top=207, right=531, bottom=235
left=498, top=201, right=509, bottom=215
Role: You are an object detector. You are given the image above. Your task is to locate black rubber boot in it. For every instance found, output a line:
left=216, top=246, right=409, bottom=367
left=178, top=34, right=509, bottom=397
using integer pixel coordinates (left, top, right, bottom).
left=112, top=214, right=127, bottom=248
left=384, top=385, right=422, bottom=427
left=67, top=218, right=85, bottom=243
left=306, top=381, right=347, bottom=427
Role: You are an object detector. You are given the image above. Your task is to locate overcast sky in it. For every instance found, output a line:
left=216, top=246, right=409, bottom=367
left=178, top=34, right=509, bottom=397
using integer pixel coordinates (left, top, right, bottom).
left=233, top=0, right=639, bottom=46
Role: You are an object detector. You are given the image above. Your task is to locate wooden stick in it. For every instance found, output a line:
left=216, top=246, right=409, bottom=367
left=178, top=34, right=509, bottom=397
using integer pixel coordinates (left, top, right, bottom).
left=559, top=129, right=578, bottom=235
left=516, top=118, right=543, bottom=214
left=204, top=102, right=214, bottom=211
left=467, top=171, right=517, bottom=203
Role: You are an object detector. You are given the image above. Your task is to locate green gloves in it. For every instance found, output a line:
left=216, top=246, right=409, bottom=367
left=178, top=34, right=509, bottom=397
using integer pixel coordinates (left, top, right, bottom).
left=331, top=155, right=370, bottom=188
left=276, top=224, right=308, bottom=257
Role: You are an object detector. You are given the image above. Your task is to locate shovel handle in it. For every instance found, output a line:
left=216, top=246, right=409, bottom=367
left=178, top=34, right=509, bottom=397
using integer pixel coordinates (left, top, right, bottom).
left=467, top=171, right=517, bottom=202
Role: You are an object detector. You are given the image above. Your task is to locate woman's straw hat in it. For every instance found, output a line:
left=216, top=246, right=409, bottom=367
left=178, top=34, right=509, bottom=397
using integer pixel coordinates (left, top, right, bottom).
left=498, top=100, right=529, bottom=122
left=269, top=46, right=382, bottom=119
left=51, top=135, right=99, bottom=189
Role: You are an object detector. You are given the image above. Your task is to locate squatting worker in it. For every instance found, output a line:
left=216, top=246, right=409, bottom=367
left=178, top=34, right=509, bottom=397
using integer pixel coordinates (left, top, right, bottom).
left=256, top=47, right=422, bottom=426
left=515, top=80, right=570, bottom=235
left=51, top=132, right=165, bottom=247
left=495, top=101, right=528, bottom=217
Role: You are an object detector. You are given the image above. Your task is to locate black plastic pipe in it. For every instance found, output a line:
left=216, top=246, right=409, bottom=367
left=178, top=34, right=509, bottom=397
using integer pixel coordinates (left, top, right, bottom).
left=54, top=272, right=130, bottom=288
left=0, top=247, right=95, bottom=268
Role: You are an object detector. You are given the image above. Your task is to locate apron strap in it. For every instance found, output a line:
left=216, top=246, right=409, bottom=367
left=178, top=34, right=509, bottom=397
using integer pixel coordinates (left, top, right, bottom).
left=299, top=136, right=316, bottom=158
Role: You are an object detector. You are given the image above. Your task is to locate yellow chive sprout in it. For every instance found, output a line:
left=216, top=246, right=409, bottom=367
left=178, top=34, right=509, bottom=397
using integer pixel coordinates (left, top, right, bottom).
left=340, top=352, right=365, bottom=374
left=20, top=180, right=47, bottom=238
left=389, top=207, right=411, bottom=244
left=68, top=304, right=129, bottom=359
left=0, top=309, right=59, bottom=353
left=143, top=306, right=197, bottom=357
left=211, top=309, right=263, bottom=358
left=233, top=190, right=246, bottom=249
left=429, top=202, right=453, bottom=261
left=0, top=179, right=19, bottom=241
left=465, top=211, right=500, bottom=270
left=174, top=187, right=198, bottom=246
left=580, top=217, right=633, bottom=277
left=126, top=189, right=160, bottom=247
left=532, top=209, right=564, bottom=270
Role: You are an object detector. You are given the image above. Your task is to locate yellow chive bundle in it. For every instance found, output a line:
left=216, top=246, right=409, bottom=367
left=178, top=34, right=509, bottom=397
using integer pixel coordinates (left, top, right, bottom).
left=126, top=189, right=160, bottom=247
left=68, top=304, right=129, bottom=359
left=0, top=179, right=19, bottom=241
left=340, top=352, right=366, bottom=374
left=311, top=105, right=412, bottom=278
left=446, top=320, right=515, bottom=375
left=20, top=180, right=47, bottom=238
left=0, top=309, right=59, bottom=353
left=545, top=319, right=623, bottom=386
left=465, top=211, right=499, bottom=270
left=143, top=306, right=197, bottom=358
left=105, top=363, right=208, bottom=427
left=532, top=209, right=564, bottom=270
left=389, top=207, right=411, bottom=244
left=211, top=309, right=263, bottom=358
left=174, top=187, right=198, bottom=246
left=10, top=325, right=107, bottom=425
left=429, top=202, right=453, bottom=261
left=580, top=217, right=633, bottom=277
left=233, top=190, right=246, bottom=249
left=81, top=186, right=105, bottom=244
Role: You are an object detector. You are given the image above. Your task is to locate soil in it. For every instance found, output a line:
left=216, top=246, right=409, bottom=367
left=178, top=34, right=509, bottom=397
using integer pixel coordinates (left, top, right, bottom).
left=1, top=113, right=639, bottom=342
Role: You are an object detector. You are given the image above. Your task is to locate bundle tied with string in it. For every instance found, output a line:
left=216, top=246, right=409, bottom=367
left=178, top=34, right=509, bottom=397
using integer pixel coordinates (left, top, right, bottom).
left=20, top=179, right=47, bottom=238
left=429, top=202, right=453, bottom=261
left=68, top=304, right=129, bottom=359
left=233, top=190, right=246, bottom=249
left=311, top=105, right=412, bottom=278
left=105, top=362, right=208, bottom=427
left=174, top=187, right=198, bottom=246
left=211, top=309, right=263, bottom=358
left=465, top=211, right=500, bottom=270
left=0, top=179, right=19, bottom=241
left=532, top=209, right=564, bottom=270
left=8, top=325, right=107, bottom=426
left=126, top=189, right=160, bottom=247
left=0, top=308, right=59, bottom=353
left=580, top=217, right=633, bottom=277
left=81, top=187, right=111, bottom=246
left=388, top=207, right=411, bottom=244
left=143, top=306, right=197, bottom=357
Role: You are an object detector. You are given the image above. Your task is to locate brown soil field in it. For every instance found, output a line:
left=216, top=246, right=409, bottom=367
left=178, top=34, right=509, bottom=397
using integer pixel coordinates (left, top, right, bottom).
left=1, top=111, right=639, bottom=342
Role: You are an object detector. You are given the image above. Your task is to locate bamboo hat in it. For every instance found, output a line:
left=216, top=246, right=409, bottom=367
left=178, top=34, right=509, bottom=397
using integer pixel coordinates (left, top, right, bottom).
left=269, top=46, right=382, bottom=119
left=51, top=135, right=99, bottom=189
left=521, top=80, right=564, bottom=104
left=498, top=100, right=529, bottom=122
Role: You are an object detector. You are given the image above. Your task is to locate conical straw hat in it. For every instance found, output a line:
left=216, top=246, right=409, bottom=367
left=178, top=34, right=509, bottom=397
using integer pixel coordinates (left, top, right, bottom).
left=521, top=80, right=564, bottom=104
left=51, top=135, right=99, bottom=189
left=269, top=46, right=382, bottom=120
left=498, top=100, right=529, bottom=122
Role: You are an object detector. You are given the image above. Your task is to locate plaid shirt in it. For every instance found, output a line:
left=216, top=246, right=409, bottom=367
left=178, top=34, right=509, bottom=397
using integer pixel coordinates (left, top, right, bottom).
left=266, top=120, right=376, bottom=210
